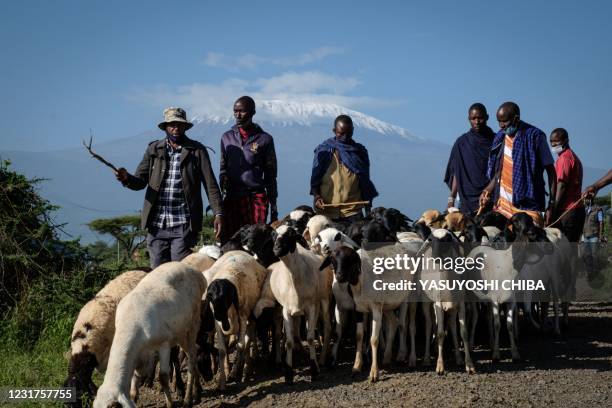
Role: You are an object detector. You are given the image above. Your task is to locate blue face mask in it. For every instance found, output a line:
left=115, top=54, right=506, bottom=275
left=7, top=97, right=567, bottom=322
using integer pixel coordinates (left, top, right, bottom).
left=166, top=134, right=183, bottom=144
left=503, top=117, right=519, bottom=135
left=504, top=125, right=518, bottom=135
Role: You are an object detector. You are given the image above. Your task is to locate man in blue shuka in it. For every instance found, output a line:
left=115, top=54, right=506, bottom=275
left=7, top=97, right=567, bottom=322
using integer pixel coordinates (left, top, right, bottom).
left=444, top=103, right=495, bottom=215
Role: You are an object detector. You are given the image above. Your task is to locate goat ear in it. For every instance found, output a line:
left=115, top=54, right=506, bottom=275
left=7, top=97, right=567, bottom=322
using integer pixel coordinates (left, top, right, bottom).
left=296, top=234, right=310, bottom=249
left=319, top=255, right=332, bottom=271
left=334, top=232, right=341, bottom=241
left=201, top=299, right=215, bottom=332
left=302, top=228, right=310, bottom=242
left=503, top=222, right=516, bottom=242
left=434, top=213, right=447, bottom=223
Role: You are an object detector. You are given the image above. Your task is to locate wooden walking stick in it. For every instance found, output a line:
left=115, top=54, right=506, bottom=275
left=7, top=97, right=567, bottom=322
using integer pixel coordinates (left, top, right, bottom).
left=321, top=200, right=371, bottom=208
left=82, top=131, right=119, bottom=173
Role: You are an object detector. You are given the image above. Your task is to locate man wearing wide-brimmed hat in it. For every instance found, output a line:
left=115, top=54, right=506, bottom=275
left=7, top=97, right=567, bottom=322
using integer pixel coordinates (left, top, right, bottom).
left=116, top=107, right=223, bottom=268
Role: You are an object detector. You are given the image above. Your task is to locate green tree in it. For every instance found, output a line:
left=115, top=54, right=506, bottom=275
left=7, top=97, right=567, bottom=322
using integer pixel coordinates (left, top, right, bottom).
left=0, top=159, right=89, bottom=314
left=88, top=215, right=146, bottom=261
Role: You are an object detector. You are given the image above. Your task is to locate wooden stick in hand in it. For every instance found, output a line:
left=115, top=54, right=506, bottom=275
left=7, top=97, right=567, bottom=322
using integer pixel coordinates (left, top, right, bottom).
left=82, top=133, right=118, bottom=173
left=321, top=200, right=370, bottom=208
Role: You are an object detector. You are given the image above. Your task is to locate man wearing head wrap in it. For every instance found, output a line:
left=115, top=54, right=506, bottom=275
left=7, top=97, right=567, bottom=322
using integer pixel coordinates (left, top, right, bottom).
left=310, top=115, right=378, bottom=222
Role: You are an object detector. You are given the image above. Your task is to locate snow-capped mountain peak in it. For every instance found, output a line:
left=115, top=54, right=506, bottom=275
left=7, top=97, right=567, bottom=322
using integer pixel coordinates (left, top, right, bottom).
left=191, top=100, right=422, bottom=141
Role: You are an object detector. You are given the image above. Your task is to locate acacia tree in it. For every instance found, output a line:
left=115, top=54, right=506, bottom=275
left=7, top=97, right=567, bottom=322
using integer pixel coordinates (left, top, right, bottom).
left=88, top=215, right=146, bottom=260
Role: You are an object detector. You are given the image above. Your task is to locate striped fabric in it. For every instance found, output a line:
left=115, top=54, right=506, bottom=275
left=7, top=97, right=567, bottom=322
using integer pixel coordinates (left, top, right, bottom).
left=222, top=192, right=269, bottom=241
left=151, top=142, right=190, bottom=229
left=487, top=122, right=554, bottom=211
left=495, top=135, right=544, bottom=227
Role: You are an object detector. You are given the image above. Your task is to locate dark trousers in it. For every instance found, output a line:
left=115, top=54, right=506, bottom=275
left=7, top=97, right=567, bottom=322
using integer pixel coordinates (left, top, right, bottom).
left=559, top=207, right=586, bottom=242
left=559, top=207, right=586, bottom=297
left=146, top=223, right=197, bottom=268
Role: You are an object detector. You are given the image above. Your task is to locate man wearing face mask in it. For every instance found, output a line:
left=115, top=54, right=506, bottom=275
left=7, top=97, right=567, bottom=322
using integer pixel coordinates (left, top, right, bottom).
left=116, top=107, right=223, bottom=267
left=444, top=103, right=495, bottom=215
left=480, top=102, right=557, bottom=227
left=310, top=115, right=378, bottom=221
left=219, top=96, right=278, bottom=243
left=549, top=128, right=584, bottom=242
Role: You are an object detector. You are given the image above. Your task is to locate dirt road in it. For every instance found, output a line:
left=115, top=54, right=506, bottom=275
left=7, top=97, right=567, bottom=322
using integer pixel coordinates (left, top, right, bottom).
left=138, top=302, right=612, bottom=407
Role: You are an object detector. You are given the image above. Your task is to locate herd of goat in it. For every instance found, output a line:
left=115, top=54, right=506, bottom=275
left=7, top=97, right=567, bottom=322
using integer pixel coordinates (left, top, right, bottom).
left=63, top=205, right=575, bottom=408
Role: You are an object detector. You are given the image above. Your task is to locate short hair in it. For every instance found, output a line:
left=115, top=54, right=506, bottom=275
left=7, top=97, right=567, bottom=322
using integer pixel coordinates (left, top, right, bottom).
left=468, top=103, right=488, bottom=115
left=498, top=101, right=520, bottom=117
left=235, top=95, right=256, bottom=112
left=551, top=128, right=569, bottom=141
left=334, top=115, right=353, bottom=128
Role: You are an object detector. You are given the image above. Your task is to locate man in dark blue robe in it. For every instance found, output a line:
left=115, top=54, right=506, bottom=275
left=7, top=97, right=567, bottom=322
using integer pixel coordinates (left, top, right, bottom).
left=443, top=103, right=495, bottom=215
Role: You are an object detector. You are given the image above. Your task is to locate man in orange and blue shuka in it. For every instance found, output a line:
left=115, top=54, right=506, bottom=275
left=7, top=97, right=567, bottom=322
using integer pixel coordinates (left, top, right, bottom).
left=480, top=101, right=557, bottom=227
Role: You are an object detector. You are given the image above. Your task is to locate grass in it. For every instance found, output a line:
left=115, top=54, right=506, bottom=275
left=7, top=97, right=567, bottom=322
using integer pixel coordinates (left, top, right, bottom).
left=0, top=260, right=147, bottom=407
left=0, top=317, right=72, bottom=407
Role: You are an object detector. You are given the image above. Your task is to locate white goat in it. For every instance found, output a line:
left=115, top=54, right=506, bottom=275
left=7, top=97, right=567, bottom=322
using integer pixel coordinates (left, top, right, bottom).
left=303, top=214, right=332, bottom=244
left=65, top=270, right=148, bottom=402
left=182, top=252, right=217, bottom=273
left=93, top=262, right=205, bottom=408
left=269, top=225, right=333, bottom=383
left=203, top=251, right=268, bottom=390
left=520, top=227, right=572, bottom=335
left=418, top=228, right=476, bottom=375
left=198, top=244, right=221, bottom=259
left=311, top=227, right=359, bottom=256
left=467, top=244, right=522, bottom=363
left=320, top=243, right=416, bottom=382
left=310, top=227, right=360, bottom=366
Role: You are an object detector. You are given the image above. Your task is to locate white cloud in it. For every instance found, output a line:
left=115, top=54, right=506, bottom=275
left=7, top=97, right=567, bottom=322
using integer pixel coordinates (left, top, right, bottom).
left=255, top=71, right=359, bottom=95
left=202, top=46, right=345, bottom=70
left=127, top=71, right=399, bottom=121
left=273, top=46, right=345, bottom=66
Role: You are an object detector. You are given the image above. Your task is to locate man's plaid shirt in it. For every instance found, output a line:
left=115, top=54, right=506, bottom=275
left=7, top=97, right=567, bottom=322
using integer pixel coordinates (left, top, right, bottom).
left=150, top=142, right=190, bottom=228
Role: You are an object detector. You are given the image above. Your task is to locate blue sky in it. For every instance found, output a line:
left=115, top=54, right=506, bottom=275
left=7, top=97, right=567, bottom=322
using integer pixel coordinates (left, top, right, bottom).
left=1, top=0, right=610, bottom=168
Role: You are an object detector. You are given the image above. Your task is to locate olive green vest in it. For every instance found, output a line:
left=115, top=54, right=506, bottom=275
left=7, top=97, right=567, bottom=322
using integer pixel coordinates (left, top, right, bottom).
left=319, top=152, right=363, bottom=219
left=584, top=206, right=603, bottom=238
